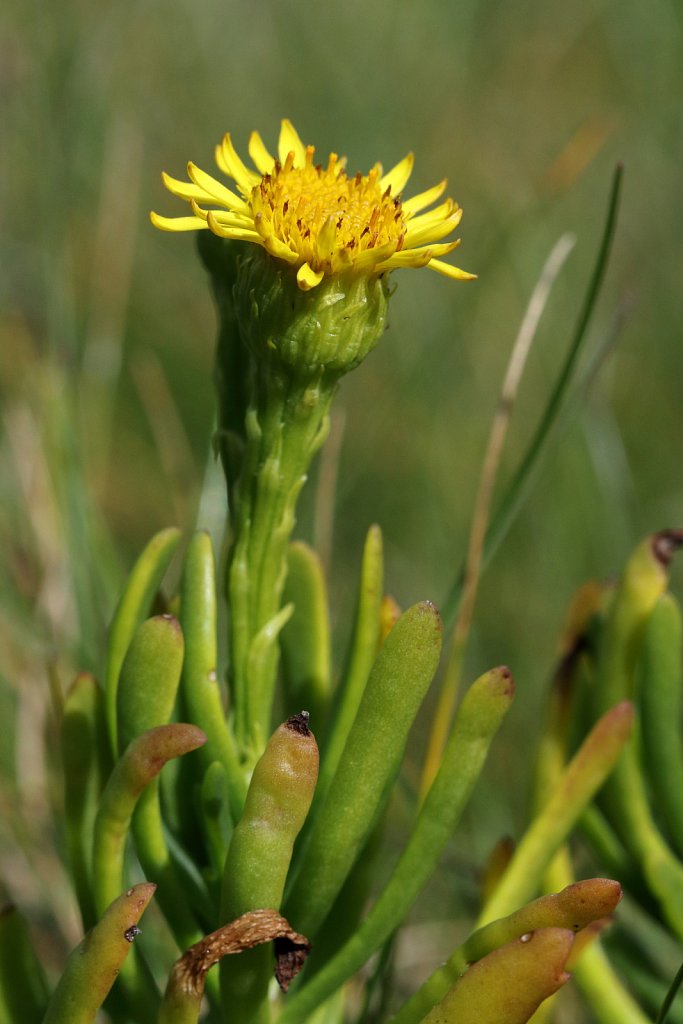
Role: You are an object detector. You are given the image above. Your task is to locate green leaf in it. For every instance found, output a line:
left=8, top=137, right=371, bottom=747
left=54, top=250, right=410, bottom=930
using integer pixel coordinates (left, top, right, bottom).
left=285, top=601, right=442, bottom=941
left=313, top=524, right=383, bottom=808
left=104, top=527, right=182, bottom=754
left=280, top=666, right=512, bottom=1024
left=281, top=540, right=332, bottom=727
left=41, top=883, right=155, bottom=1024
left=418, top=929, right=574, bottom=1024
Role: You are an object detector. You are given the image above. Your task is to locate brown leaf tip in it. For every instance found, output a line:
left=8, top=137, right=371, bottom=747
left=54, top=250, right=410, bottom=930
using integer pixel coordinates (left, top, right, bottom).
left=286, top=711, right=311, bottom=736
left=652, top=529, right=683, bottom=568
left=496, top=666, right=515, bottom=697
left=274, top=934, right=312, bottom=992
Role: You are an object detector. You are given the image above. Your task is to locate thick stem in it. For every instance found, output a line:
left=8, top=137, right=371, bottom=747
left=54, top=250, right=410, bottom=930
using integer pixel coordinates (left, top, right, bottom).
left=228, top=360, right=336, bottom=754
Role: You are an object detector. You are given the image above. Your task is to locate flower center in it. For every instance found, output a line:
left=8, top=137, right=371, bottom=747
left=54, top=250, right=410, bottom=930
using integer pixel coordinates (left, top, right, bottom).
left=250, top=147, right=406, bottom=272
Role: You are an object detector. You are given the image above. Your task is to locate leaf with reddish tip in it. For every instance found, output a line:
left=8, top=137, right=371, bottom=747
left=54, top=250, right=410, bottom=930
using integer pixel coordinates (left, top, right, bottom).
left=463, top=878, right=621, bottom=966
left=92, top=724, right=206, bottom=916
left=419, top=928, right=574, bottom=1024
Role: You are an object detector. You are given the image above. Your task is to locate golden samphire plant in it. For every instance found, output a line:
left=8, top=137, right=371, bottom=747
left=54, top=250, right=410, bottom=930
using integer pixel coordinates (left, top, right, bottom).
left=3, top=121, right=682, bottom=1024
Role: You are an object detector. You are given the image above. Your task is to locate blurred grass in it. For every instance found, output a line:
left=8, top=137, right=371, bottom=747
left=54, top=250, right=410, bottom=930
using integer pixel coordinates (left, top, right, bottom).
left=1, top=0, right=682, bottom=1007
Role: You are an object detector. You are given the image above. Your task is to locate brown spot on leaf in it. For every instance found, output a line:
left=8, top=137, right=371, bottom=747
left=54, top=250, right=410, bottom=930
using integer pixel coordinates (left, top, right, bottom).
left=652, top=529, right=683, bottom=568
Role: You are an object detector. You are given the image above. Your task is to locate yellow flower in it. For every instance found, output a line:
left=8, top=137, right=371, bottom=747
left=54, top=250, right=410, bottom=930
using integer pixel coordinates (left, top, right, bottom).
left=151, top=119, right=475, bottom=292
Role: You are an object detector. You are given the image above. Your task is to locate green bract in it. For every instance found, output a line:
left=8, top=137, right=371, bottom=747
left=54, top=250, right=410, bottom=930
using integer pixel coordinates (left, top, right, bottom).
left=233, top=247, right=390, bottom=376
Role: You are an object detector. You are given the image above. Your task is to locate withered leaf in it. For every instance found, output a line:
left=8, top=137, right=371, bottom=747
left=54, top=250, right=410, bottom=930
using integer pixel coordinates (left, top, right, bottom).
left=170, top=908, right=310, bottom=999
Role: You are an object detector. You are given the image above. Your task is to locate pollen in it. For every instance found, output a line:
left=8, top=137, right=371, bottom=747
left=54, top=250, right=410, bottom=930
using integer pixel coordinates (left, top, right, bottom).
left=151, top=119, right=475, bottom=291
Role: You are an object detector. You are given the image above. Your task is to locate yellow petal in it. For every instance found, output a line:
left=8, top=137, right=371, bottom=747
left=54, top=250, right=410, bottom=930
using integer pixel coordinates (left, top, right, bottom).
left=258, top=228, right=299, bottom=264
left=428, top=258, right=477, bottom=281
left=376, top=240, right=461, bottom=273
left=330, top=247, right=354, bottom=274
left=403, top=199, right=458, bottom=234
left=278, top=119, right=307, bottom=167
left=161, top=172, right=210, bottom=204
left=188, top=161, right=251, bottom=213
left=206, top=212, right=262, bottom=243
left=150, top=212, right=208, bottom=232
left=352, top=240, right=401, bottom=271
left=402, top=179, right=448, bottom=217
left=378, top=249, right=433, bottom=270
left=316, top=214, right=337, bottom=259
left=208, top=208, right=258, bottom=228
left=379, top=152, right=414, bottom=196
left=189, top=200, right=209, bottom=220
left=401, top=240, right=461, bottom=261
left=248, top=131, right=276, bottom=175
left=296, top=262, right=325, bottom=290
left=189, top=199, right=254, bottom=228
left=216, top=134, right=261, bottom=193
left=403, top=208, right=463, bottom=248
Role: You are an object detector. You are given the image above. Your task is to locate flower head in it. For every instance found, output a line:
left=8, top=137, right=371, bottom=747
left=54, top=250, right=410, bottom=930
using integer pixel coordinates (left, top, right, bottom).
left=151, top=119, right=475, bottom=291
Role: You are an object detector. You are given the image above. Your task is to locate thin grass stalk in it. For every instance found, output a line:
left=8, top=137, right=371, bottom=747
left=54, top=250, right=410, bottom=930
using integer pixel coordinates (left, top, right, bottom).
left=422, top=233, right=575, bottom=795
left=441, top=164, right=624, bottom=630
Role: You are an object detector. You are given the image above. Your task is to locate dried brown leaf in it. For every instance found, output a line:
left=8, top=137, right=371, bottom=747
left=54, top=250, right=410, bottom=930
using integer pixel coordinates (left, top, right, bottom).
left=170, top=908, right=310, bottom=999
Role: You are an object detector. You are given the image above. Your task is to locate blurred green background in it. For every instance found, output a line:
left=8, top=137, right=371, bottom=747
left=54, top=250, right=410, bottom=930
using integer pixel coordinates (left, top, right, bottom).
left=1, top=0, right=682, bottom=1000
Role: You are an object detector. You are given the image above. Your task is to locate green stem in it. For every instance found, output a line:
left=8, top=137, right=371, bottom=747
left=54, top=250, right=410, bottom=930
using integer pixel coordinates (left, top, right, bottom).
left=657, top=961, right=683, bottom=1024
left=180, top=531, right=246, bottom=821
left=228, top=362, right=336, bottom=754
